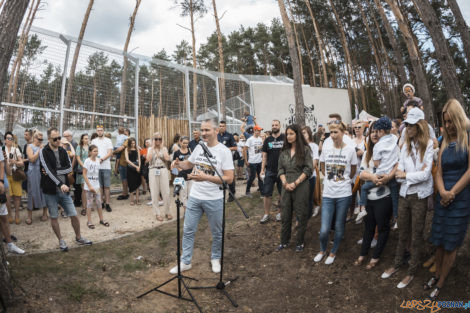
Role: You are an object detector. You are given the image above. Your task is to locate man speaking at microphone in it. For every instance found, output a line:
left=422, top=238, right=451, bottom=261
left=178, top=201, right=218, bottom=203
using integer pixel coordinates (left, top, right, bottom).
left=169, top=118, right=234, bottom=274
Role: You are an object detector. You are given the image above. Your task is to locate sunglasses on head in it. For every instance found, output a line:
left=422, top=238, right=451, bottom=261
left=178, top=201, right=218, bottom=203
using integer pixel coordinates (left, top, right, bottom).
left=96, top=125, right=104, bottom=129
left=37, top=138, right=44, bottom=141
left=328, top=120, right=341, bottom=125
left=52, top=136, right=62, bottom=142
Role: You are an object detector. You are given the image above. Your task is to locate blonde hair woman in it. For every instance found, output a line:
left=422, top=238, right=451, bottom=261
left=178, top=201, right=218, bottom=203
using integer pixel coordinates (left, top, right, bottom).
left=427, top=99, right=470, bottom=300
left=146, top=132, right=171, bottom=221
left=381, top=108, right=434, bottom=289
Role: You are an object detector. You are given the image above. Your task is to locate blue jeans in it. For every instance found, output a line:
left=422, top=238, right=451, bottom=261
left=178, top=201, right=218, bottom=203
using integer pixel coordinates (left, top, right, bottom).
left=359, top=181, right=375, bottom=206
left=246, top=163, right=263, bottom=195
left=44, top=192, right=77, bottom=219
left=319, top=196, right=351, bottom=254
left=181, top=196, right=223, bottom=265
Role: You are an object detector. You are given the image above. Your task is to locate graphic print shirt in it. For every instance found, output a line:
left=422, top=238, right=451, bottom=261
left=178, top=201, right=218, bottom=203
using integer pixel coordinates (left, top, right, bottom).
left=83, top=158, right=101, bottom=191
left=320, top=144, right=358, bottom=198
left=188, top=143, right=234, bottom=200
left=245, top=136, right=263, bottom=164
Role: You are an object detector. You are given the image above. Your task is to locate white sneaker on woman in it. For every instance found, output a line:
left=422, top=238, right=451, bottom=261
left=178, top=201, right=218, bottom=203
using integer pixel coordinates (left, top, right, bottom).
left=7, top=242, right=25, bottom=254
left=355, top=210, right=367, bottom=224
left=325, top=255, right=335, bottom=265
left=313, top=252, right=324, bottom=263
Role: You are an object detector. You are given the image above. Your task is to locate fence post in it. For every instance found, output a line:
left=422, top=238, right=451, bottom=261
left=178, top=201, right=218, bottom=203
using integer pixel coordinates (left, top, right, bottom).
left=185, top=69, right=192, bottom=139
left=59, top=35, right=71, bottom=134
left=134, top=58, right=140, bottom=144
left=214, top=76, right=221, bottom=122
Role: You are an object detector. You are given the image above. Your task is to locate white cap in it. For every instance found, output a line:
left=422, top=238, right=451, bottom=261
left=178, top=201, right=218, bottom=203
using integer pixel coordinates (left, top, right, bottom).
left=404, top=107, right=425, bottom=125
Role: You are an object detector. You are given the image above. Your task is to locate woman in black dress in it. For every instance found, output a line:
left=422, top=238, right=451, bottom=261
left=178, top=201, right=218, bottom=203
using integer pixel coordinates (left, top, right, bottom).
left=125, top=138, right=142, bottom=205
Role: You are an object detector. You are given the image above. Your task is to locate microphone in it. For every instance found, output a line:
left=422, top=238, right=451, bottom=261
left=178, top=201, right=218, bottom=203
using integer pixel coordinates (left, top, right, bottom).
left=199, top=142, right=213, bottom=158
left=173, top=177, right=186, bottom=196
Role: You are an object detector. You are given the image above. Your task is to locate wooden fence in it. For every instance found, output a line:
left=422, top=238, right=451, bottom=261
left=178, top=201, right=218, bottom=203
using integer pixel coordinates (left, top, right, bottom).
left=138, top=115, right=190, bottom=149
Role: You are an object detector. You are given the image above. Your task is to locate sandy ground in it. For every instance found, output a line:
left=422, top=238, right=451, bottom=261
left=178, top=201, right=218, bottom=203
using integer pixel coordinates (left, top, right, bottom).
left=5, top=181, right=254, bottom=254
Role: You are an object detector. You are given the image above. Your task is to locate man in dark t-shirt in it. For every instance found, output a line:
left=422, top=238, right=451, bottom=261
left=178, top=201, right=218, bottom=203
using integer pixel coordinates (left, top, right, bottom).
left=260, top=119, right=284, bottom=224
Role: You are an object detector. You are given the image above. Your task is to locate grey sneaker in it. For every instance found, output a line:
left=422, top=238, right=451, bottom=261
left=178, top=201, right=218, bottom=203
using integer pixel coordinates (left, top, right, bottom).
left=260, top=214, right=269, bottom=224
left=59, top=239, right=68, bottom=252
left=76, top=237, right=92, bottom=246
left=7, top=242, right=25, bottom=254
left=245, top=192, right=252, bottom=198
left=275, top=212, right=281, bottom=221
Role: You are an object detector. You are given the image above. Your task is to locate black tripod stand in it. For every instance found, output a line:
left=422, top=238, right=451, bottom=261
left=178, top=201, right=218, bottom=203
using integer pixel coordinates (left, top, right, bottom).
left=188, top=145, right=249, bottom=308
left=137, top=194, right=202, bottom=313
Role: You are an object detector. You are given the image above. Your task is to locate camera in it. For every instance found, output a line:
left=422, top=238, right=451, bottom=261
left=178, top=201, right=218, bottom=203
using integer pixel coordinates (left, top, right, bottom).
left=0, top=193, right=7, bottom=204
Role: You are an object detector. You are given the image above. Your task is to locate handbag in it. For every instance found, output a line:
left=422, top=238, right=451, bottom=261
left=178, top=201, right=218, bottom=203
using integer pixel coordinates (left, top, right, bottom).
left=67, top=172, right=75, bottom=185
left=11, top=148, right=26, bottom=182
left=233, top=150, right=241, bottom=161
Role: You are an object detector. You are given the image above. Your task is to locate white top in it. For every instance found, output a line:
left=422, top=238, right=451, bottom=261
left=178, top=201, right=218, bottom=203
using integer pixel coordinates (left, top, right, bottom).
left=399, top=123, right=436, bottom=146
left=396, top=139, right=434, bottom=199
left=320, top=143, right=358, bottom=198
left=373, top=134, right=400, bottom=175
left=323, top=134, right=355, bottom=151
left=237, top=140, right=245, bottom=156
left=308, top=142, right=319, bottom=178
left=188, top=143, right=234, bottom=200
left=83, top=158, right=101, bottom=191
left=359, top=157, right=391, bottom=200
left=115, top=134, right=128, bottom=148
left=245, top=136, right=263, bottom=164
left=5, top=146, right=22, bottom=162
left=91, top=137, right=113, bottom=170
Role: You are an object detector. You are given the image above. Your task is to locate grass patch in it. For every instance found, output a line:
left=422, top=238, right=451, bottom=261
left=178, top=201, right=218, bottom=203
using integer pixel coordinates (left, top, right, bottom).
left=122, top=261, right=147, bottom=272
left=65, top=282, right=107, bottom=302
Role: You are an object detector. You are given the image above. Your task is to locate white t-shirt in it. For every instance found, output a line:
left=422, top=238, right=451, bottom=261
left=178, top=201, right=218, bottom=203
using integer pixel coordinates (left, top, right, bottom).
left=320, top=144, right=358, bottom=198
left=237, top=140, right=245, bottom=156
left=83, top=158, right=100, bottom=191
left=308, top=142, right=319, bottom=178
left=323, top=134, right=355, bottom=150
left=91, top=137, right=113, bottom=170
left=373, top=134, right=399, bottom=175
left=245, top=136, right=263, bottom=164
left=188, top=143, right=234, bottom=200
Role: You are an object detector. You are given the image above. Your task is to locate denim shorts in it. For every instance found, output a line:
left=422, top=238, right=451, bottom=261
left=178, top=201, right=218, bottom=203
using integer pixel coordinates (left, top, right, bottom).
left=44, top=192, right=77, bottom=219
left=99, top=169, right=111, bottom=188
left=118, top=165, right=127, bottom=180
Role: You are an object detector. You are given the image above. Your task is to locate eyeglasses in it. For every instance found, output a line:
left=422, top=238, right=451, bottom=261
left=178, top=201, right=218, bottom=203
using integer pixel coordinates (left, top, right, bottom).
left=5, top=137, right=13, bottom=141
left=154, top=138, right=162, bottom=141
left=354, top=127, right=362, bottom=130
left=52, top=136, right=62, bottom=142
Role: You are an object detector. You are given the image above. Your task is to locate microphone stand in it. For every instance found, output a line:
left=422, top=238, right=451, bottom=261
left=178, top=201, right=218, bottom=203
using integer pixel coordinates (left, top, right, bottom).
left=137, top=191, right=202, bottom=313
left=188, top=143, right=249, bottom=309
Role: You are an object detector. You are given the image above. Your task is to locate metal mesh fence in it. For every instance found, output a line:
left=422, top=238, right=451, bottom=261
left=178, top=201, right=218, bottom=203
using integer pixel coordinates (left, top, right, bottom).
left=1, top=25, right=292, bottom=146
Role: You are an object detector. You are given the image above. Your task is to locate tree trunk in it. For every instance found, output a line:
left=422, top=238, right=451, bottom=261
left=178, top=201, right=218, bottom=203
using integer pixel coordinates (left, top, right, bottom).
left=278, top=0, right=305, bottom=126
left=64, top=0, right=94, bottom=112
left=372, top=0, right=407, bottom=88
left=447, top=0, right=470, bottom=64
left=159, top=72, right=162, bottom=117
left=385, top=0, right=434, bottom=125
left=328, top=0, right=357, bottom=105
left=300, top=25, right=316, bottom=86
left=411, top=0, right=464, bottom=104
left=286, top=0, right=304, bottom=85
left=120, top=0, right=141, bottom=116
left=190, top=0, right=198, bottom=120
left=0, top=0, right=30, bottom=303
left=212, top=0, right=226, bottom=120
left=304, top=0, right=328, bottom=87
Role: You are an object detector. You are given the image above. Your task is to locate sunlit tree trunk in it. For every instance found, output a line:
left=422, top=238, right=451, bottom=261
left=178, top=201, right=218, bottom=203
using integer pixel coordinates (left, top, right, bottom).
left=278, top=0, right=305, bottom=125
left=287, top=0, right=304, bottom=85
left=300, top=26, right=316, bottom=86
left=211, top=0, right=226, bottom=120
left=447, top=0, right=470, bottom=64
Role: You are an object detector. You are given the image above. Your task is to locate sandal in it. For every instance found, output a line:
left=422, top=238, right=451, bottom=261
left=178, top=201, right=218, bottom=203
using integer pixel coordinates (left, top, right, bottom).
left=100, top=220, right=110, bottom=227
left=136, top=201, right=142, bottom=206
left=25, top=218, right=32, bottom=225
left=87, top=222, right=95, bottom=229
left=41, top=215, right=48, bottom=222
left=81, top=209, right=86, bottom=216
left=156, top=215, right=164, bottom=222
left=354, top=256, right=365, bottom=266
left=428, top=286, right=440, bottom=301
left=15, top=217, right=21, bottom=225
left=8, top=217, right=13, bottom=224
left=130, top=201, right=135, bottom=206
left=166, top=214, right=173, bottom=220
left=366, top=258, right=380, bottom=270
left=424, top=276, right=439, bottom=291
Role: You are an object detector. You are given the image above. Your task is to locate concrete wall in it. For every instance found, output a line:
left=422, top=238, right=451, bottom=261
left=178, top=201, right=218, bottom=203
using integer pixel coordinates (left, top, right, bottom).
left=252, top=82, right=351, bottom=132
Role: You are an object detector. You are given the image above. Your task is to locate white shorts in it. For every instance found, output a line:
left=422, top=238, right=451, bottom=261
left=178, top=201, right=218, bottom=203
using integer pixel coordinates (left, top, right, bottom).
left=0, top=204, right=7, bottom=216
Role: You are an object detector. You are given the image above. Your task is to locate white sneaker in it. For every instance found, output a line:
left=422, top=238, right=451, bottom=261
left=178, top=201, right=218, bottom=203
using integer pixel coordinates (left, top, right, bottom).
left=7, top=242, right=25, bottom=254
left=147, top=201, right=152, bottom=206
left=312, top=206, right=320, bottom=217
left=393, top=222, right=398, bottom=230
left=354, top=206, right=360, bottom=215
left=355, top=210, right=367, bottom=224
left=158, top=201, right=164, bottom=206
left=260, top=214, right=269, bottom=224
left=357, top=238, right=363, bottom=245
left=275, top=212, right=281, bottom=221
left=313, top=252, right=324, bottom=263
left=371, top=238, right=377, bottom=248
left=325, top=255, right=335, bottom=265
left=169, top=262, right=192, bottom=274
left=211, top=259, right=221, bottom=273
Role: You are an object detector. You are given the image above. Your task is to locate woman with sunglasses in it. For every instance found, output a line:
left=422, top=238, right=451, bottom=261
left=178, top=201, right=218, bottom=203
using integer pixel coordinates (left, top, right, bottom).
left=147, top=132, right=171, bottom=221
left=3, top=132, right=24, bottom=224
left=25, top=131, right=48, bottom=224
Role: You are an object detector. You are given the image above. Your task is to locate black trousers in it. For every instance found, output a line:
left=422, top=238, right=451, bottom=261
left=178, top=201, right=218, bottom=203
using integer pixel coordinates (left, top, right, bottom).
left=246, top=163, right=263, bottom=195
left=360, top=195, right=393, bottom=259
left=73, top=171, right=82, bottom=206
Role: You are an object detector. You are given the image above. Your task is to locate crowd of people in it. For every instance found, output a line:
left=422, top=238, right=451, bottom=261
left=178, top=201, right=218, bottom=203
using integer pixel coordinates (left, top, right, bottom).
left=1, top=86, right=469, bottom=302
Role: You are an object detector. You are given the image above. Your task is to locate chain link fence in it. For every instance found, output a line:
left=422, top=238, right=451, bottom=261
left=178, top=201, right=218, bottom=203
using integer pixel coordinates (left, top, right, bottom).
left=1, top=26, right=292, bottom=146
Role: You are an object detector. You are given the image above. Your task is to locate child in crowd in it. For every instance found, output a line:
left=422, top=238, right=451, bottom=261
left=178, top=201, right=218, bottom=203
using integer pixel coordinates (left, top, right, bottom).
left=243, top=111, right=256, bottom=129
left=83, top=145, right=109, bottom=229
left=356, top=117, right=399, bottom=222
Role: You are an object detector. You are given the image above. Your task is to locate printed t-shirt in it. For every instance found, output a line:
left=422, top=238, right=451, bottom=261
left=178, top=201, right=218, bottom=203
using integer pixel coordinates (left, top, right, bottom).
left=245, top=136, right=263, bottom=164
left=91, top=137, right=113, bottom=170
left=83, top=158, right=100, bottom=191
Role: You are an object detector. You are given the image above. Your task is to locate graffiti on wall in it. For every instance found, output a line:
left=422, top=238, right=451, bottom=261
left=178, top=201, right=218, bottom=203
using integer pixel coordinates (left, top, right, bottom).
left=283, top=103, right=319, bottom=132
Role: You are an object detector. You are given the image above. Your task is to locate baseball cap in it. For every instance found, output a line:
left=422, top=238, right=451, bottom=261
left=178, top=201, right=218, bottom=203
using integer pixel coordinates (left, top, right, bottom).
left=373, top=116, right=392, bottom=131
left=404, top=107, right=425, bottom=125
left=253, top=125, right=263, bottom=131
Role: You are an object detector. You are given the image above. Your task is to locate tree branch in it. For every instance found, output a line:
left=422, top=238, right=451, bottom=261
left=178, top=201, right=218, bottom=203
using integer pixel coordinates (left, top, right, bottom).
left=176, top=23, right=192, bottom=32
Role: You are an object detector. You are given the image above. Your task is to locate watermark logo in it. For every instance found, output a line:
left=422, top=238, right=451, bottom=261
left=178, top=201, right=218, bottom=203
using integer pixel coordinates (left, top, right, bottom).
left=400, top=300, right=470, bottom=313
